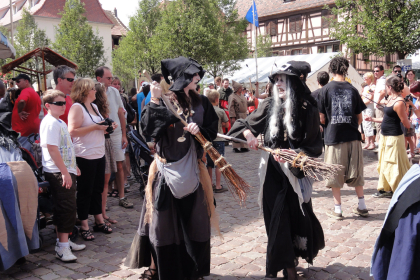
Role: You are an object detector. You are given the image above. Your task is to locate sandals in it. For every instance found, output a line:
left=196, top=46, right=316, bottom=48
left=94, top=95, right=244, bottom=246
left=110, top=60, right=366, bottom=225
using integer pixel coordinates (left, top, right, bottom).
left=140, top=268, right=158, bottom=280
left=80, top=228, right=95, bottom=241
left=108, top=189, right=119, bottom=197
left=93, top=223, right=113, bottom=234
left=214, top=185, right=228, bottom=193
left=103, top=216, right=118, bottom=224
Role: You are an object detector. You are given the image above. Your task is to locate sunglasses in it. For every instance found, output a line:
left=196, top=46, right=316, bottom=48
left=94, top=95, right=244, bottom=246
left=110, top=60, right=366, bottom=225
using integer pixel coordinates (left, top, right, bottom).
left=105, top=77, right=112, bottom=80
left=394, top=70, right=402, bottom=73
left=62, top=77, right=75, bottom=82
left=47, top=101, right=66, bottom=106
left=374, top=70, right=380, bottom=73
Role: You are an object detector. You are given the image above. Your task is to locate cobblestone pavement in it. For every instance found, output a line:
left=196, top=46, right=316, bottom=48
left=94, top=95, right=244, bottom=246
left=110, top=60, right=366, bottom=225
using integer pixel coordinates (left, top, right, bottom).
left=1, top=144, right=391, bottom=280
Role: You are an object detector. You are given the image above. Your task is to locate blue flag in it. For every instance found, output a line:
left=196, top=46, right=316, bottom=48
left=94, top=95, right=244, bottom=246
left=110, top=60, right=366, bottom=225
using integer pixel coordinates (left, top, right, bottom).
left=245, top=1, right=259, bottom=27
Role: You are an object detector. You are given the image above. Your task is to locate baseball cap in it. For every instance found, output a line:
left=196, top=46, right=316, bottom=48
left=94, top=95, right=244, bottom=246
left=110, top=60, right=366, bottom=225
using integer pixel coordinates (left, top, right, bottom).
left=142, top=82, right=150, bottom=87
left=12, top=74, right=31, bottom=83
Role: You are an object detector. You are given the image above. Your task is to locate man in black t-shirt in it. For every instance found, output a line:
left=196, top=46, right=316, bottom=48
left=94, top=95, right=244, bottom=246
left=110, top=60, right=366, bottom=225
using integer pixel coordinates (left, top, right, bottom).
left=318, top=57, right=369, bottom=220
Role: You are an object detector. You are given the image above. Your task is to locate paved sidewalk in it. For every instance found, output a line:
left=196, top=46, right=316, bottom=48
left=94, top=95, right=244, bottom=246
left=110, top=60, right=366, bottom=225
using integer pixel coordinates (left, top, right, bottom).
left=1, top=145, right=389, bottom=280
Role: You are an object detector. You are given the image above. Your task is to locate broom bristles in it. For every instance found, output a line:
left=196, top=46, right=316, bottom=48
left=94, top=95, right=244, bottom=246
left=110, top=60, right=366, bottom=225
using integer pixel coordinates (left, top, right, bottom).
left=195, top=133, right=251, bottom=203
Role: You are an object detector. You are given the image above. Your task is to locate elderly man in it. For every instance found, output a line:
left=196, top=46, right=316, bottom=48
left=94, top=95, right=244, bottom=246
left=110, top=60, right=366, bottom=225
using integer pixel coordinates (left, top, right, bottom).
left=43, top=65, right=75, bottom=124
left=11, top=74, right=41, bottom=136
left=96, top=66, right=133, bottom=209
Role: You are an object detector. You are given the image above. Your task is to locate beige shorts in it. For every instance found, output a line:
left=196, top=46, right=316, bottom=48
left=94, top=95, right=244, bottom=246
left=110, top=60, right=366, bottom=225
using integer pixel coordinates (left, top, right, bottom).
left=110, top=133, right=125, bottom=162
left=375, top=108, right=384, bottom=135
left=324, top=140, right=364, bottom=188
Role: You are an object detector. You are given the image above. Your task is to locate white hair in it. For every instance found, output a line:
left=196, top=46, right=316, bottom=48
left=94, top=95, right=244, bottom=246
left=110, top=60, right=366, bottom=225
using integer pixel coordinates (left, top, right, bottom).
left=268, top=74, right=296, bottom=140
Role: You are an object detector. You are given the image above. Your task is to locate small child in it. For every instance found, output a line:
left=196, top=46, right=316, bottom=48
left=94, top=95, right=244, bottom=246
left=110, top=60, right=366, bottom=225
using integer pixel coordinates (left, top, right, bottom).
left=40, top=90, right=85, bottom=262
left=206, top=90, right=229, bottom=192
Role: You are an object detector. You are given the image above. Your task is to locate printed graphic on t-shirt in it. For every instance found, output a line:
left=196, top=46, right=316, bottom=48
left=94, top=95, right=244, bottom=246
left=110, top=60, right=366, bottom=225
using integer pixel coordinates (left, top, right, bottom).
left=59, top=125, right=77, bottom=170
left=331, top=89, right=352, bottom=124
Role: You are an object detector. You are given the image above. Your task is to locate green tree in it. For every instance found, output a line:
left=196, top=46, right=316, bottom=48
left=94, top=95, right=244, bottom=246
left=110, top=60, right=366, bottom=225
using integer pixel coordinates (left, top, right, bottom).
left=1, top=8, right=50, bottom=73
left=253, top=33, right=273, bottom=58
left=151, top=0, right=248, bottom=78
left=327, top=0, right=420, bottom=59
left=53, top=0, right=106, bottom=77
left=112, top=0, right=162, bottom=88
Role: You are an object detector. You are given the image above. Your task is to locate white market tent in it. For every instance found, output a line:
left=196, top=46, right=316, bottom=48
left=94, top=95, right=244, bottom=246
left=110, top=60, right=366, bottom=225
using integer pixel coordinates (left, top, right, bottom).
left=412, top=56, right=420, bottom=69
left=202, top=53, right=364, bottom=92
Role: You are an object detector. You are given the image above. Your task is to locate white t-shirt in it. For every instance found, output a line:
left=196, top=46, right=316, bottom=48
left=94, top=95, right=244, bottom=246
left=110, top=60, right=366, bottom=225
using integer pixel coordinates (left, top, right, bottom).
left=40, top=114, right=77, bottom=175
left=374, top=75, right=386, bottom=103
left=106, top=86, right=124, bottom=135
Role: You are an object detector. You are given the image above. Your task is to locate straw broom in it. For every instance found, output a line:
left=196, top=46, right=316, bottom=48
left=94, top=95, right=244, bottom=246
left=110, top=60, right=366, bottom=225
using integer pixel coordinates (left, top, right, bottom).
left=160, top=94, right=251, bottom=203
left=218, top=134, right=343, bottom=181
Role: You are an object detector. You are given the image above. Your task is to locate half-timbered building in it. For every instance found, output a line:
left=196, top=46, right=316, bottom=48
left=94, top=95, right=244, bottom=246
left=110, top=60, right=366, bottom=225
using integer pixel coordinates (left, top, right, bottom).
left=236, top=0, right=398, bottom=74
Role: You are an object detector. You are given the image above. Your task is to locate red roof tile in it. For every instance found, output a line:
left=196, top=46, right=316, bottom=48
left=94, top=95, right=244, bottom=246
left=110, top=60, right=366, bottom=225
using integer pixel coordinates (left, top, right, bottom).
left=104, top=10, right=128, bottom=36
left=33, top=0, right=113, bottom=25
left=236, top=0, right=335, bottom=18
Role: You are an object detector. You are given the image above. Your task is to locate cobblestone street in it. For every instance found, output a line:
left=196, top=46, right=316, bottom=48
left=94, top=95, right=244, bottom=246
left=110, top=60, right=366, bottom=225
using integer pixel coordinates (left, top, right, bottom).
left=1, top=145, right=390, bottom=280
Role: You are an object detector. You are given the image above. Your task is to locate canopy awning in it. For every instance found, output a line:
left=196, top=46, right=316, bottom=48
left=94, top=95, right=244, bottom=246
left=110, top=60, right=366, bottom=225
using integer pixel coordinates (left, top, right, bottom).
left=0, top=31, right=16, bottom=59
left=202, top=53, right=364, bottom=92
left=1, top=47, right=78, bottom=75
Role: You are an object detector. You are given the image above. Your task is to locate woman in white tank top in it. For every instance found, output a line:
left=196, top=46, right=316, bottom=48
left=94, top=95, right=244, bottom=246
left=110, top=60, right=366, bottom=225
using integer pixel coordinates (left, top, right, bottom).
left=68, top=78, right=116, bottom=241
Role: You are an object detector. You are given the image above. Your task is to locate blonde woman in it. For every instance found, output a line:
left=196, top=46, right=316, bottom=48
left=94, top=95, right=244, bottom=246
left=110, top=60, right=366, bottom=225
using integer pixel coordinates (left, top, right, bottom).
left=68, top=78, right=116, bottom=240
left=361, top=72, right=376, bottom=149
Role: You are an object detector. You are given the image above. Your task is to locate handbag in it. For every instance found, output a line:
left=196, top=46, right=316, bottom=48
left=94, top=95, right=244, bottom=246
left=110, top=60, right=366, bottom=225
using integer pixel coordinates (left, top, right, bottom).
left=125, top=101, right=137, bottom=124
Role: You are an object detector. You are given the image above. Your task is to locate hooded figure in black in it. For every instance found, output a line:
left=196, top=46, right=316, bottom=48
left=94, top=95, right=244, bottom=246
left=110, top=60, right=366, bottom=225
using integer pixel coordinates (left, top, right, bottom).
left=228, top=61, right=325, bottom=279
left=125, top=56, right=219, bottom=280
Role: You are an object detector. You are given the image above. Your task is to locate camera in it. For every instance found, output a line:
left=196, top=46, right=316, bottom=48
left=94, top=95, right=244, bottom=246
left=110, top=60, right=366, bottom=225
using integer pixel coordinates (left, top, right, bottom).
left=99, top=118, right=114, bottom=134
left=404, top=95, right=413, bottom=102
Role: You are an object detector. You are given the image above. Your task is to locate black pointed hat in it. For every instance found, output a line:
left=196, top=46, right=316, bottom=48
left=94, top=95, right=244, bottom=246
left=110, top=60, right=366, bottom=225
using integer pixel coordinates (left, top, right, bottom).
left=161, top=56, right=206, bottom=92
left=269, top=61, right=312, bottom=95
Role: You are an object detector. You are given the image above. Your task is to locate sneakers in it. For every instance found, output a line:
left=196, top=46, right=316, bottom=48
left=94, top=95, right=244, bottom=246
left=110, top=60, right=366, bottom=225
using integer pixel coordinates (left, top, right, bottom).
left=69, top=240, right=86, bottom=251
left=353, top=207, right=369, bottom=217
left=326, top=209, right=343, bottom=220
left=373, top=190, right=393, bottom=198
left=55, top=240, right=86, bottom=253
left=55, top=246, right=77, bottom=262
left=119, top=197, right=133, bottom=208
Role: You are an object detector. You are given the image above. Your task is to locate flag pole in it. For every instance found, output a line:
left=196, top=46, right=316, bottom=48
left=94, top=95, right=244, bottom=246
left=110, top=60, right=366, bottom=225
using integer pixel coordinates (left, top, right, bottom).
left=252, top=1, right=258, bottom=87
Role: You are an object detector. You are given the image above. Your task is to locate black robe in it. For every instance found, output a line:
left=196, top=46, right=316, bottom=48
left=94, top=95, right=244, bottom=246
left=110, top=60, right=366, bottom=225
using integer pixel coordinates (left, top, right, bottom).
left=125, top=95, right=218, bottom=280
left=228, top=97, right=325, bottom=277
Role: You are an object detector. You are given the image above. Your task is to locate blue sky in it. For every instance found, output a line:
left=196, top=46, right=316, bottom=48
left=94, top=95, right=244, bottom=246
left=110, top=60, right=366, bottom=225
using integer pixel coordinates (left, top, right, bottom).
left=100, top=0, right=139, bottom=27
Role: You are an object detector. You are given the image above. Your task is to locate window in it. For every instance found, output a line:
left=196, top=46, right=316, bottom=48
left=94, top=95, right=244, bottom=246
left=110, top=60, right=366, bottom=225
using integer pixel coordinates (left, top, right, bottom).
left=322, top=10, right=334, bottom=28
left=291, top=49, right=302, bottom=55
left=333, top=44, right=339, bottom=52
left=289, top=15, right=302, bottom=33
left=113, top=37, right=120, bottom=46
left=28, top=0, right=33, bottom=7
left=318, top=44, right=339, bottom=53
left=318, top=46, right=325, bottom=53
left=267, top=21, right=277, bottom=36
left=13, top=5, right=17, bottom=14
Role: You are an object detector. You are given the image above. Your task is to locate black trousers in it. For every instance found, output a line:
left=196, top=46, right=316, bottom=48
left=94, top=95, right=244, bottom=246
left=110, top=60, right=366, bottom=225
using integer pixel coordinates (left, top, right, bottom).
left=76, top=156, right=105, bottom=220
left=44, top=172, right=77, bottom=233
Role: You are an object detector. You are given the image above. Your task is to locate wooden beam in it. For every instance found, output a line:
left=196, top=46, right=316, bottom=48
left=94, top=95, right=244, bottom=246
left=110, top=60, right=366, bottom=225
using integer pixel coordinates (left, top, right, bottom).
left=16, top=65, right=45, bottom=75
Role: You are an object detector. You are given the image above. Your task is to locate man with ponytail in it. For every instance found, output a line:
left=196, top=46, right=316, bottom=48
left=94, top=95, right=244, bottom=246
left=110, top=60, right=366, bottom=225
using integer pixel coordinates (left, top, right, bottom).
left=318, top=56, right=369, bottom=220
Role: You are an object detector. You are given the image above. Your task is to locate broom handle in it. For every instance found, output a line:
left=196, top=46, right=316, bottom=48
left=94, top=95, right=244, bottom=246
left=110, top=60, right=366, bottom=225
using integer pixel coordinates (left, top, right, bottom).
left=216, top=133, right=272, bottom=153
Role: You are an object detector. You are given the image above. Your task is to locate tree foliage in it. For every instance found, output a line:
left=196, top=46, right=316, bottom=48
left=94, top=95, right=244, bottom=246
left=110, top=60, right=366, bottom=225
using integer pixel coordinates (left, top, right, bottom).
left=53, top=0, right=106, bottom=77
left=254, top=33, right=273, bottom=58
left=1, top=8, right=50, bottom=74
left=152, top=0, right=248, bottom=78
left=112, top=0, right=162, bottom=88
left=328, top=0, right=420, bottom=59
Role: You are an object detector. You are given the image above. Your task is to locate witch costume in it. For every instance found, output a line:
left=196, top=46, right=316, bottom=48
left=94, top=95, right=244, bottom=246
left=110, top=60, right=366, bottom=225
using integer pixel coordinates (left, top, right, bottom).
left=125, top=57, right=219, bottom=280
left=227, top=61, right=325, bottom=278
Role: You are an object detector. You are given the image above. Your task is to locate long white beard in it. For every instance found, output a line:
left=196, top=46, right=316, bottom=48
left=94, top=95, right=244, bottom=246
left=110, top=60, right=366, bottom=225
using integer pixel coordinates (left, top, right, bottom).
left=268, top=76, right=296, bottom=140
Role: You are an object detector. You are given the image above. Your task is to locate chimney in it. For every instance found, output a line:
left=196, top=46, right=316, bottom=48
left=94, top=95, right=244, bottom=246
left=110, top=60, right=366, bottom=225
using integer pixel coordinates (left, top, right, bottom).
left=114, top=8, right=117, bottom=17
